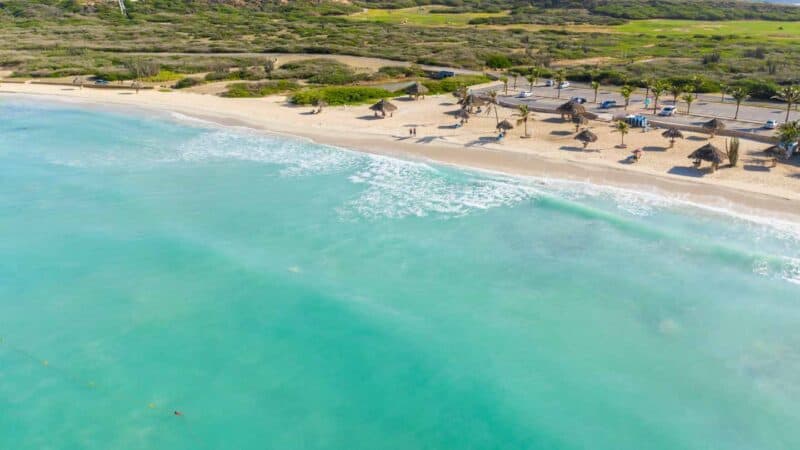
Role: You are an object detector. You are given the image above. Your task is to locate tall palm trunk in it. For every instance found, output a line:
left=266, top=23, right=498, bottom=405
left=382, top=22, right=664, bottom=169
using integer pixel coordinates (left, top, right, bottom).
left=787, top=102, right=793, bottom=123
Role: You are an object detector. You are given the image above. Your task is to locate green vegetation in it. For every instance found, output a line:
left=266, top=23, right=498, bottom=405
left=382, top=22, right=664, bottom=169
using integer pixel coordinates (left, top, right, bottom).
left=1, top=0, right=800, bottom=102
left=173, top=77, right=203, bottom=89
left=290, top=86, right=394, bottom=105
left=143, top=70, right=184, bottom=83
left=223, top=80, right=301, bottom=98
left=347, top=6, right=507, bottom=26
left=422, top=75, right=492, bottom=95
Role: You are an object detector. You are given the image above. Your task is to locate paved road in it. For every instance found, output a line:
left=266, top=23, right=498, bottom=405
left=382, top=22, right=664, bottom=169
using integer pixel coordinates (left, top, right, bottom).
left=478, top=79, right=797, bottom=138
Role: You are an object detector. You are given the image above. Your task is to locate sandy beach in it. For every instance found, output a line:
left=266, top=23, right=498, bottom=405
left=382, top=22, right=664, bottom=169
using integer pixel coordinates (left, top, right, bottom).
left=3, top=82, right=799, bottom=221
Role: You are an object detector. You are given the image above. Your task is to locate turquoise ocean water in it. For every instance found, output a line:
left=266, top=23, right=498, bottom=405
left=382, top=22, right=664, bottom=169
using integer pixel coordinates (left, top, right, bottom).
left=1, top=99, right=799, bottom=449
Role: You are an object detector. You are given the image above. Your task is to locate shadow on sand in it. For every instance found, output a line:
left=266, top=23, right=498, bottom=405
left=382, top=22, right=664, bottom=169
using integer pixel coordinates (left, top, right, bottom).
left=743, top=164, right=771, bottom=172
left=643, top=146, right=667, bottom=152
left=357, top=115, right=384, bottom=121
left=668, top=166, right=705, bottom=177
left=550, top=130, right=572, bottom=137
left=466, top=137, right=498, bottom=147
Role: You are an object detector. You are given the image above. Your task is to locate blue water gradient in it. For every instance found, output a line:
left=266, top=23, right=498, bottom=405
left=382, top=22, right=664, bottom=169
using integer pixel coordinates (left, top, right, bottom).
left=1, top=99, right=799, bottom=449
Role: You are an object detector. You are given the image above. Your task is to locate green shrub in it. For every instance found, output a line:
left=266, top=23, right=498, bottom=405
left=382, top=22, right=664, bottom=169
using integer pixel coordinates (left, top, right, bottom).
left=173, top=77, right=203, bottom=89
left=275, top=59, right=359, bottom=85
left=485, top=54, right=512, bottom=69
left=421, top=74, right=491, bottom=95
left=290, top=86, right=393, bottom=105
left=144, top=70, right=184, bottom=82
left=223, top=80, right=301, bottom=98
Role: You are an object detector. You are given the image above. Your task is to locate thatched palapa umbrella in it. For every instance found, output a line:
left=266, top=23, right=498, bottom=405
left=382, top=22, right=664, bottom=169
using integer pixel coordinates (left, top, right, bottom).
left=459, top=94, right=489, bottom=112
left=405, top=81, right=429, bottom=100
left=370, top=99, right=397, bottom=118
left=455, top=108, right=471, bottom=123
left=689, top=143, right=726, bottom=172
left=496, top=119, right=515, bottom=131
left=702, top=118, right=726, bottom=138
left=572, top=114, right=588, bottom=132
left=575, top=129, right=598, bottom=150
left=556, top=100, right=586, bottom=120
left=662, top=127, right=684, bottom=148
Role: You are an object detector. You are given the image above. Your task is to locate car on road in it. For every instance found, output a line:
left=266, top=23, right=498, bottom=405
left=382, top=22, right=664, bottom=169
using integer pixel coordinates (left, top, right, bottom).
left=558, top=81, right=570, bottom=89
left=517, top=91, right=533, bottom=98
left=544, top=79, right=554, bottom=87
left=431, top=71, right=455, bottom=80
left=659, top=105, right=677, bottom=116
left=570, top=96, right=587, bottom=104
left=764, top=119, right=779, bottom=129
left=94, top=79, right=109, bottom=85
left=600, top=100, right=617, bottom=109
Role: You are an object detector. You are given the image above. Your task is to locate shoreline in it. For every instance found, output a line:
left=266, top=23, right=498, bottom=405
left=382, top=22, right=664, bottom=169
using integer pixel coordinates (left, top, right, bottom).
left=2, top=84, right=799, bottom=223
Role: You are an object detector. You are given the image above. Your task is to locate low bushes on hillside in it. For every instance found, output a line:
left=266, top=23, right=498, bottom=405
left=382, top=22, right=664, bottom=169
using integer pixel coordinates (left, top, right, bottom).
left=223, top=80, right=301, bottom=98
left=290, top=86, right=393, bottom=105
left=173, top=77, right=203, bottom=89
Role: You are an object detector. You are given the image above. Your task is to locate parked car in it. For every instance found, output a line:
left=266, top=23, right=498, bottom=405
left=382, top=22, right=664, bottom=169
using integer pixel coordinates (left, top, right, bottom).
left=558, top=81, right=570, bottom=89
left=544, top=79, right=554, bottom=87
left=94, top=79, right=109, bottom=85
left=658, top=105, right=677, bottom=116
left=431, top=71, right=455, bottom=80
left=517, top=91, right=533, bottom=98
left=600, top=100, right=617, bottom=109
left=570, top=96, right=587, bottom=104
left=764, top=119, right=779, bottom=129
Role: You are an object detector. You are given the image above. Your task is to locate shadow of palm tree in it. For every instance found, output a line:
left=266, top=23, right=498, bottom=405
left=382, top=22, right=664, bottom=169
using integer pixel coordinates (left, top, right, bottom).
left=643, top=146, right=667, bottom=152
left=687, top=135, right=707, bottom=141
left=415, top=136, right=443, bottom=144
left=560, top=145, right=586, bottom=152
left=668, top=166, right=705, bottom=177
left=542, top=117, right=563, bottom=124
left=550, top=130, right=572, bottom=136
left=743, top=164, right=771, bottom=172
left=466, top=137, right=497, bottom=147
left=357, top=115, right=383, bottom=121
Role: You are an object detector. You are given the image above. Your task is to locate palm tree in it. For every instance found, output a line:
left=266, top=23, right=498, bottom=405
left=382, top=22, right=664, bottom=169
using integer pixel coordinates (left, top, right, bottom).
left=554, top=70, right=566, bottom=99
left=773, top=85, right=800, bottom=123
left=643, top=77, right=653, bottom=102
left=719, top=83, right=728, bottom=103
left=681, top=91, right=696, bottom=115
left=730, top=87, right=749, bottom=120
left=620, top=85, right=633, bottom=111
left=514, top=104, right=533, bottom=138
left=614, top=120, right=630, bottom=147
left=777, top=120, right=800, bottom=145
left=591, top=81, right=600, bottom=103
left=510, top=71, right=519, bottom=90
left=669, top=84, right=683, bottom=106
left=500, top=76, right=509, bottom=95
left=529, top=66, right=541, bottom=90
left=650, top=81, right=668, bottom=114
left=487, top=90, right=500, bottom=126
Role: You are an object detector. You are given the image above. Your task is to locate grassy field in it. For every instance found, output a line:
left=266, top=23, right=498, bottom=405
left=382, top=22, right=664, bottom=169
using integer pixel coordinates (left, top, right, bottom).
left=347, top=9, right=800, bottom=43
left=613, top=19, right=800, bottom=39
left=346, top=7, right=508, bottom=26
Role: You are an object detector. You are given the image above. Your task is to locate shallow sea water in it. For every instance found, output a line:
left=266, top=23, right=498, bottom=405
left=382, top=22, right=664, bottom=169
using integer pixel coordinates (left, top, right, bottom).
left=1, top=99, right=799, bottom=449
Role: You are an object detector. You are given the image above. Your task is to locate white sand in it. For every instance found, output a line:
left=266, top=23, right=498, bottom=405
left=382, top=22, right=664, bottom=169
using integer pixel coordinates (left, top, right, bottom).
left=3, top=82, right=799, bottom=220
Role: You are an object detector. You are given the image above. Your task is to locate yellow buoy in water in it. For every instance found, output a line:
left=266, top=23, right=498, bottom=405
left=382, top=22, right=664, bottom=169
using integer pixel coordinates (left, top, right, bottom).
left=42, top=360, right=49, bottom=366
left=148, top=403, right=156, bottom=409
